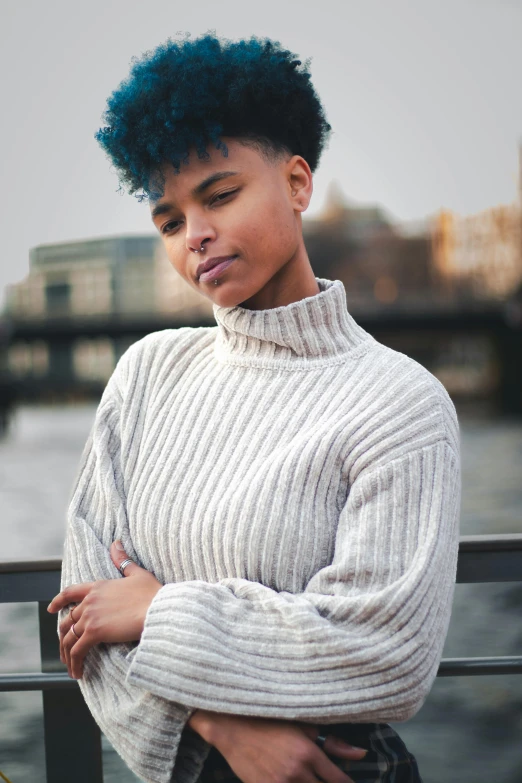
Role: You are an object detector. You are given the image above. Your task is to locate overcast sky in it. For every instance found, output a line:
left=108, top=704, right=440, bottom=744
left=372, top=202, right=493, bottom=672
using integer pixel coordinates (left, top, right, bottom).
left=1, top=0, right=521, bottom=302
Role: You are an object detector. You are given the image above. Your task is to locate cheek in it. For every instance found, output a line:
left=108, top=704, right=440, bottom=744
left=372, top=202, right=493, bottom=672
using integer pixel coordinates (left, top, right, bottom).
left=234, top=196, right=295, bottom=251
left=162, top=240, right=196, bottom=285
left=162, top=236, right=184, bottom=269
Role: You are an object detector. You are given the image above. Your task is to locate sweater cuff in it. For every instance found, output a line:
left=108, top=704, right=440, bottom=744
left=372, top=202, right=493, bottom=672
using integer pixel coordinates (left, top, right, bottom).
left=124, top=602, right=213, bottom=783
left=126, top=580, right=219, bottom=705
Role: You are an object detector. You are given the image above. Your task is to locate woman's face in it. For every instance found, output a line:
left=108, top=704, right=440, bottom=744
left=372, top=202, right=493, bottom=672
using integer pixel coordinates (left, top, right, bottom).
left=149, top=137, right=315, bottom=309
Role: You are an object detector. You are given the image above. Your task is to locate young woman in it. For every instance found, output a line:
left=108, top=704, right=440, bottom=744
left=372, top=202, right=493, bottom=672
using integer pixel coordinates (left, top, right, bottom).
left=47, top=33, right=461, bottom=783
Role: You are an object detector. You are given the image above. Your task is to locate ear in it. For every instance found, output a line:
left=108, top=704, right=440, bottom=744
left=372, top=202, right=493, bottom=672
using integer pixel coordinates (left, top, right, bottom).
left=287, top=155, right=313, bottom=212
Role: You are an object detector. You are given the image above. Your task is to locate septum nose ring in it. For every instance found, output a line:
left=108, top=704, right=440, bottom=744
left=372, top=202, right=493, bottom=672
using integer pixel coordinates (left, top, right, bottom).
left=194, top=244, right=219, bottom=286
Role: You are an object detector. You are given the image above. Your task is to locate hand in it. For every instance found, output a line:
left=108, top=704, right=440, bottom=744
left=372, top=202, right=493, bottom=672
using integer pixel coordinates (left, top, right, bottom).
left=47, top=541, right=163, bottom=680
left=207, top=714, right=368, bottom=783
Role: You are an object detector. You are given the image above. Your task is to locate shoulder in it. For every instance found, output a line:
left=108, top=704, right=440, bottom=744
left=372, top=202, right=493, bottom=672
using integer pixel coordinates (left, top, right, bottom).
left=340, top=341, right=460, bottom=476
left=383, top=344, right=459, bottom=453
left=110, top=326, right=217, bottom=397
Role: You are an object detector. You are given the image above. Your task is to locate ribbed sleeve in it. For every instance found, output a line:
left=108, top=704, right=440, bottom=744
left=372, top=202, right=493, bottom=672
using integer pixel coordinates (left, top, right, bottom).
left=126, top=438, right=460, bottom=724
left=58, top=363, right=212, bottom=783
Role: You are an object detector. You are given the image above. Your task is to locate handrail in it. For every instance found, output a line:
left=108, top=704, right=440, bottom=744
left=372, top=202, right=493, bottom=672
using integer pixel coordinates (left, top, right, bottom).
left=1, top=534, right=522, bottom=782
left=0, top=556, right=103, bottom=782
left=0, top=557, right=63, bottom=572
left=1, top=532, right=520, bottom=572
left=457, top=532, right=522, bottom=549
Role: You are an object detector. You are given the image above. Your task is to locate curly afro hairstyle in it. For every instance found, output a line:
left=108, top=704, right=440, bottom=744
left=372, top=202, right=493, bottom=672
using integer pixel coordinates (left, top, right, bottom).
left=95, top=31, right=332, bottom=201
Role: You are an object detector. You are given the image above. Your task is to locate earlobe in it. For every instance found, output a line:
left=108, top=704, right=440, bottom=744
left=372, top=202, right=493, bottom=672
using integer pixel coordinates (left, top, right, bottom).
left=291, top=189, right=306, bottom=210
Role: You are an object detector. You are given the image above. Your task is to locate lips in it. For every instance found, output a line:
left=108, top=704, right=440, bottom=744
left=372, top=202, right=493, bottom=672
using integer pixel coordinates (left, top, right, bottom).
left=196, top=255, right=237, bottom=279
left=198, top=257, right=237, bottom=283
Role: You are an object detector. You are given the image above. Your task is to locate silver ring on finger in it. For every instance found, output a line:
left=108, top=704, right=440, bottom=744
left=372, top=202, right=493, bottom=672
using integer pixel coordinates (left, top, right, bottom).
left=71, top=623, right=80, bottom=639
left=315, top=733, right=327, bottom=749
left=119, top=558, right=134, bottom=576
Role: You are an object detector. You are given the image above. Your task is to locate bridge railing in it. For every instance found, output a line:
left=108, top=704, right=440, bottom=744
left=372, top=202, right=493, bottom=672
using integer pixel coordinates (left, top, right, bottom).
left=1, top=533, right=522, bottom=782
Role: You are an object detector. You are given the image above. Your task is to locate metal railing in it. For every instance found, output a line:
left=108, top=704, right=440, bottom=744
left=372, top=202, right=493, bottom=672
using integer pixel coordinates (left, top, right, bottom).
left=1, top=533, right=522, bottom=782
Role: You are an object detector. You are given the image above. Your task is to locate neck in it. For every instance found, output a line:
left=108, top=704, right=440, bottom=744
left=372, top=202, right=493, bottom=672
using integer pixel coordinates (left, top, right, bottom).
left=213, top=277, right=375, bottom=370
left=239, top=254, right=320, bottom=311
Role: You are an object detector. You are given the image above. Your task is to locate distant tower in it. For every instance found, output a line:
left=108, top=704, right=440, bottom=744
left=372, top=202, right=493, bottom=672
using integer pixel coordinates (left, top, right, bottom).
left=320, top=180, right=350, bottom=222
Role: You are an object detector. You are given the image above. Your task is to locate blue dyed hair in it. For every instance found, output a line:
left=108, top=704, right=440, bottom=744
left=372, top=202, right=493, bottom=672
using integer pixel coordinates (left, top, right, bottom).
left=95, top=32, right=332, bottom=201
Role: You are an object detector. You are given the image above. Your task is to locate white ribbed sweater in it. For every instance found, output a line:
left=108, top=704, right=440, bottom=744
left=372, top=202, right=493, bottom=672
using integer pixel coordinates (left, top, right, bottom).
left=59, top=277, right=461, bottom=783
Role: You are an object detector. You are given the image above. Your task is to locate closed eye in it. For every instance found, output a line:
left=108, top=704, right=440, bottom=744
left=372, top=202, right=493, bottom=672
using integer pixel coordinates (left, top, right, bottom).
left=160, top=189, right=239, bottom=234
left=210, top=188, right=239, bottom=205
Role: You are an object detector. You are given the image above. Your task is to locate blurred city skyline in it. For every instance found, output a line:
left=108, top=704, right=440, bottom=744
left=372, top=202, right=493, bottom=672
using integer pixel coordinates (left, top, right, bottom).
left=5, top=175, right=521, bottom=409
left=1, top=0, right=521, bottom=301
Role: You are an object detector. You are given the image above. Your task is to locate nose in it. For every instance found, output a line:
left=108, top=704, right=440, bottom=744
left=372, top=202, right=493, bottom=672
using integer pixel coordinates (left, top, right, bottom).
left=186, top=216, right=215, bottom=254
left=189, top=238, right=210, bottom=253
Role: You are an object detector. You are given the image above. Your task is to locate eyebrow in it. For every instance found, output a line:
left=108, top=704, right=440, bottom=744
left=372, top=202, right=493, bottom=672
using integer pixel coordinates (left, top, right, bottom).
left=150, top=170, right=240, bottom=220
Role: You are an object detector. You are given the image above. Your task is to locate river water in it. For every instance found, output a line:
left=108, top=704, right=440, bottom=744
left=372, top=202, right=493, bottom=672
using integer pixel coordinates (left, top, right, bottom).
left=1, top=403, right=521, bottom=782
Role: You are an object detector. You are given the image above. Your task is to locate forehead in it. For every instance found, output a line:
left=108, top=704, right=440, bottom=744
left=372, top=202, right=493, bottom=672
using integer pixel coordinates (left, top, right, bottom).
left=150, top=139, right=280, bottom=206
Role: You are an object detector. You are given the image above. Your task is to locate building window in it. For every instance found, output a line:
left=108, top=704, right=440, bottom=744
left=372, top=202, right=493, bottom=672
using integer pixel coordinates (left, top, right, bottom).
left=7, top=342, right=32, bottom=376
left=73, top=338, right=115, bottom=381
left=45, top=282, right=71, bottom=316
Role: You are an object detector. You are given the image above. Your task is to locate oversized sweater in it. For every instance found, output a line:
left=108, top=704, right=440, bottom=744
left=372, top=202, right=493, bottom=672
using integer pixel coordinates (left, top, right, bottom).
left=58, top=277, right=461, bottom=783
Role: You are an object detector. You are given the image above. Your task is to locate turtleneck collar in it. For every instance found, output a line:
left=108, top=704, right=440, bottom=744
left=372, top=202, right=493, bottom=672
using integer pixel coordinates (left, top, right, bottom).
left=212, top=277, right=374, bottom=370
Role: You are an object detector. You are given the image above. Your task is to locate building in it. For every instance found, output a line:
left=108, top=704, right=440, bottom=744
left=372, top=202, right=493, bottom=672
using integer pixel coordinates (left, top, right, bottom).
left=431, top=202, right=522, bottom=301
left=303, top=181, right=435, bottom=309
left=4, top=235, right=213, bottom=383
left=6, top=234, right=212, bottom=319
left=431, top=143, right=522, bottom=301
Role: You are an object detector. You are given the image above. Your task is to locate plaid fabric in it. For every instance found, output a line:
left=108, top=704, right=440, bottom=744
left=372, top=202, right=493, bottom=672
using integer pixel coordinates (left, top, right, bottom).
left=198, top=722, right=423, bottom=783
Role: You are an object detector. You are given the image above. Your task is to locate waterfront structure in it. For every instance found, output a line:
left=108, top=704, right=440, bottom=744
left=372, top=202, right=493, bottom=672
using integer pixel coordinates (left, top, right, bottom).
left=431, top=144, right=522, bottom=301
left=303, top=181, right=436, bottom=308
left=431, top=202, right=522, bottom=300
left=6, top=234, right=213, bottom=320
left=3, top=176, right=521, bottom=406
left=4, top=235, right=213, bottom=382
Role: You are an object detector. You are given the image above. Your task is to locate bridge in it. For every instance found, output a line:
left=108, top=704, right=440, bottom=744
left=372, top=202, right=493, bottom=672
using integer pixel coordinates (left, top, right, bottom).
left=1, top=297, right=522, bottom=414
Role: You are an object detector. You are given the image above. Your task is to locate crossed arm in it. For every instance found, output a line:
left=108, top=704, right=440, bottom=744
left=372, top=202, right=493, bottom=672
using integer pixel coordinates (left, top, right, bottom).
left=47, top=539, right=163, bottom=680
left=47, top=539, right=366, bottom=783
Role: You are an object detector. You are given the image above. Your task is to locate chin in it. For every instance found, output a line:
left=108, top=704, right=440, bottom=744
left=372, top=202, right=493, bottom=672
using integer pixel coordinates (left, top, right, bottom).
left=211, top=290, right=244, bottom=308
left=199, top=282, right=234, bottom=307
left=205, top=268, right=271, bottom=309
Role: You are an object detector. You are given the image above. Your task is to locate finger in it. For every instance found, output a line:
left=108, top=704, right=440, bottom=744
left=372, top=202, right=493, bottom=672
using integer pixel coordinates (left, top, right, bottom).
left=57, top=605, right=76, bottom=665
left=69, top=629, right=94, bottom=679
left=110, top=540, right=140, bottom=577
left=63, top=621, right=85, bottom=678
left=59, top=620, right=71, bottom=665
left=63, top=631, right=73, bottom=676
left=313, top=750, right=355, bottom=783
left=323, top=735, right=369, bottom=761
left=299, top=726, right=368, bottom=763
left=47, top=584, right=93, bottom=613
left=58, top=603, right=80, bottom=640
left=62, top=609, right=83, bottom=674
left=63, top=622, right=79, bottom=675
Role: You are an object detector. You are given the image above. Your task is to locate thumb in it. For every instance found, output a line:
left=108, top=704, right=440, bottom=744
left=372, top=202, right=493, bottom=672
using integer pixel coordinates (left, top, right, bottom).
left=110, top=540, right=140, bottom=577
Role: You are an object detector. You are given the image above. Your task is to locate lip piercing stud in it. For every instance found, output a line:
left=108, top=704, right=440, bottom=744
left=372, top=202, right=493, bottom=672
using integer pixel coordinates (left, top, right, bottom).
left=193, top=244, right=219, bottom=286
